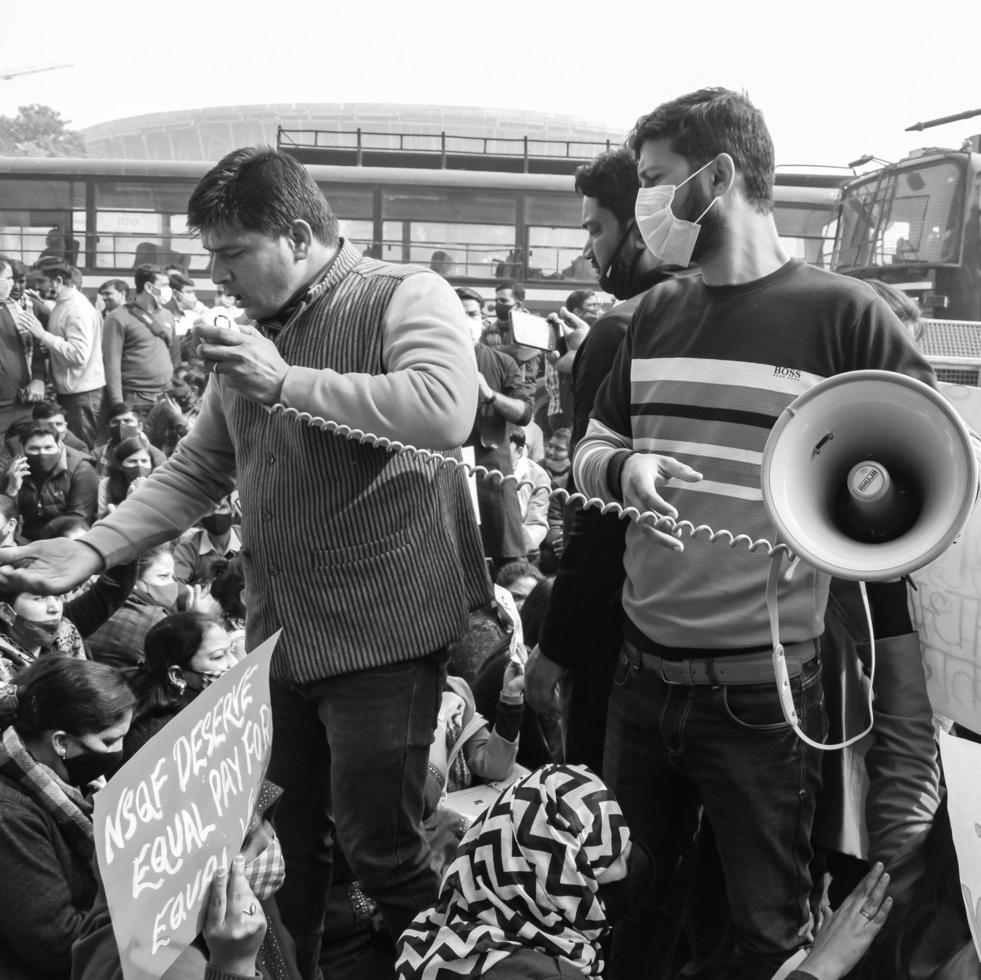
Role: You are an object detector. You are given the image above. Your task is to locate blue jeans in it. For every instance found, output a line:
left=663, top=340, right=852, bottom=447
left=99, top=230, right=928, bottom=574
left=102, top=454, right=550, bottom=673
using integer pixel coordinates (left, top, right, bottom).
left=59, top=387, right=104, bottom=449
left=604, top=644, right=827, bottom=980
left=267, top=653, right=445, bottom=980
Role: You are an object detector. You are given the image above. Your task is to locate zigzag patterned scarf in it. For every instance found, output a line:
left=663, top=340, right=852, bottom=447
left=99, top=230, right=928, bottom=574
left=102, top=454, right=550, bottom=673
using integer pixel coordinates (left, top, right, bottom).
left=396, top=764, right=629, bottom=979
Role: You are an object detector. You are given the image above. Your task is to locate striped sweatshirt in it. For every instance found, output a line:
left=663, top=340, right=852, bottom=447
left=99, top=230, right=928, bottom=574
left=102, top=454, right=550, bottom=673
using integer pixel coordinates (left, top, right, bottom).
left=574, top=260, right=934, bottom=652
left=84, top=241, right=490, bottom=683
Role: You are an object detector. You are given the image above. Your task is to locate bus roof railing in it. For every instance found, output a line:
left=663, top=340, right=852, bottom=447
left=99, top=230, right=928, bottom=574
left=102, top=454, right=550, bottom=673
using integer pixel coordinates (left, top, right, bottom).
left=277, top=126, right=616, bottom=174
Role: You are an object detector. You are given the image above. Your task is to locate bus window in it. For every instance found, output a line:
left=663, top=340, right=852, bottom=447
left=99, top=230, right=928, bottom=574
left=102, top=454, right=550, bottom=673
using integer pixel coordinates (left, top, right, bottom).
left=381, top=187, right=516, bottom=279
left=525, top=192, right=594, bottom=281
left=0, top=178, right=82, bottom=266
left=317, top=184, right=374, bottom=253
left=94, top=178, right=197, bottom=271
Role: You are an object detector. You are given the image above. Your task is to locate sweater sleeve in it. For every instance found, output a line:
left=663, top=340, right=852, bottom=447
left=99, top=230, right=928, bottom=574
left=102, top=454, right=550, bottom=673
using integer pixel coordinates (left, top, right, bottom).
left=101, top=313, right=125, bottom=405
left=278, top=271, right=478, bottom=448
left=81, top=380, right=237, bottom=569
left=573, top=326, right=635, bottom=502
left=0, top=799, right=86, bottom=973
left=63, top=559, right=137, bottom=638
left=41, top=302, right=96, bottom=367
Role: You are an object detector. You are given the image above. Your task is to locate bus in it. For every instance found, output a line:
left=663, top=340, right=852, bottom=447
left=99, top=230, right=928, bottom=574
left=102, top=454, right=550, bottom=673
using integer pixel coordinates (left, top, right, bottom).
left=0, top=152, right=847, bottom=310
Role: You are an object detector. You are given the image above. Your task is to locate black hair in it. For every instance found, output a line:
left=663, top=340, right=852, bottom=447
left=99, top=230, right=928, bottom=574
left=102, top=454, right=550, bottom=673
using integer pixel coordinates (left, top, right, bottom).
left=210, top=557, right=246, bottom=622
left=455, top=286, right=484, bottom=306
left=99, top=279, right=130, bottom=297
left=134, top=264, right=163, bottom=293
left=14, top=657, right=135, bottom=739
left=129, top=612, right=215, bottom=716
left=31, top=401, right=66, bottom=422
left=168, top=271, right=193, bottom=291
left=495, top=281, right=525, bottom=302
left=628, top=87, right=774, bottom=212
left=175, top=366, right=207, bottom=396
left=519, top=576, right=553, bottom=649
left=565, top=289, right=595, bottom=312
left=574, top=147, right=640, bottom=224
left=42, top=261, right=74, bottom=286
left=136, top=544, right=173, bottom=580
left=107, top=401, right=135, bottom=421
left=36, top=515, right=89, bottom=540
left=187, top=146, right=339, bottom=245
left=495, top=560, right=544, bottom=590
left=508, top=426, right=527, bottom=449
left=20, top=421, right=59, bottom=444
left=865, top=280, right=925, bottom=343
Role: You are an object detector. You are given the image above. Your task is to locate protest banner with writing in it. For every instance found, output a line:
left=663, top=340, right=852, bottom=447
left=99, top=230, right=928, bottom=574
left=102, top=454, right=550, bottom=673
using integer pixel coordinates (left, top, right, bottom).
left=909, top=383, right=981, bottom=734
left=939, top=729, right=981, bottom=962
left=93, top=631, right=279, bottom=980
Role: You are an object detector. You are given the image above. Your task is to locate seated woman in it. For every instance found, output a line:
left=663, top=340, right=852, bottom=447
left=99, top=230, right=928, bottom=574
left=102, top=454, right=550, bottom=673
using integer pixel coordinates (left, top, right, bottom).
left=0, top=557, right=137, bottom=690
left=123, top=612, right=238, bottom=761
left=97, top=437, right=156, bottom=519
left=397, top=764, right=653, bottom=980
left=86, top=544, right=180, bottom=673
left=0, top=657, right=135, bottom=979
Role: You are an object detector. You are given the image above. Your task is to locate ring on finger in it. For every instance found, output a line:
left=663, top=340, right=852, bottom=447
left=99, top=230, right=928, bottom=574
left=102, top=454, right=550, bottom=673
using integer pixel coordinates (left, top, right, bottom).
left=859, top=906, right=876, bottom=921
left=247, top=903, right=256, bottom=916
left=211, top=361, right=220, bottom=376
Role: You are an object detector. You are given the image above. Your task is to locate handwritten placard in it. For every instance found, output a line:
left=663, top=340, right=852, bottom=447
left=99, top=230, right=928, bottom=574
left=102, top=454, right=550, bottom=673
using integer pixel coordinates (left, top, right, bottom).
left=93, top=631, right=279, bottom=980
left=909, top=383, right=981, bottom=733
left=939, top=729, right=981, bottom=963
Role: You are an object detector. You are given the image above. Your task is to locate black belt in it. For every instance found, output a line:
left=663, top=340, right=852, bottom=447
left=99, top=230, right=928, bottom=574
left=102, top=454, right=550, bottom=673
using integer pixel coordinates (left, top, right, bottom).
left=622, top=638, right=817, bottom=686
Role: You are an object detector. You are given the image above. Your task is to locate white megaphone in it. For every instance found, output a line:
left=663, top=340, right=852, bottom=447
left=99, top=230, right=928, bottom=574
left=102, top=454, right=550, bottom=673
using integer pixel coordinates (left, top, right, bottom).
left=761, top=370, right=978, bottom=581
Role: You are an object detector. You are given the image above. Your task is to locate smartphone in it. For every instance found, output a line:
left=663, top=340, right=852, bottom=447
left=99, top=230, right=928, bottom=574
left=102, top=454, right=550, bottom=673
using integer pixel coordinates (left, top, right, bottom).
left=509, top=309, right=556, bottom=351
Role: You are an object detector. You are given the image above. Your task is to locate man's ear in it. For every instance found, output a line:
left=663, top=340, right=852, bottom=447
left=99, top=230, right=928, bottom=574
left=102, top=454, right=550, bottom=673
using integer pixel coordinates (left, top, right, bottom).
left=287, top=220, right=314, bottom=260
left=709, top=153, right=736, bottom=197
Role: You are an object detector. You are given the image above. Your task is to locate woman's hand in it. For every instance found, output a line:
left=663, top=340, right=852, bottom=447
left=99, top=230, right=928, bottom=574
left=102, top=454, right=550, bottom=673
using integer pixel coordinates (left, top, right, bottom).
left=502, top=659, right=525, bottom=699
left=797, top=862, right=892, bottom=980
left=203, top=854, right=267, bottom=976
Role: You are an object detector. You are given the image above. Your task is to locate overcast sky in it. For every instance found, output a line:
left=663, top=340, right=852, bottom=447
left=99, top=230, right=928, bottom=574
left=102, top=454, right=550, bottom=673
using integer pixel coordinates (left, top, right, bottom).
left=2, top=0, right=979, bottom=167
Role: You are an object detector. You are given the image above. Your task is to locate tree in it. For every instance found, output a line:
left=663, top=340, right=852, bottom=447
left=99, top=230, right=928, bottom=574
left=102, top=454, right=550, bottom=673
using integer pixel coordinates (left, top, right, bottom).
left=0, top=103, right=86, bottom=157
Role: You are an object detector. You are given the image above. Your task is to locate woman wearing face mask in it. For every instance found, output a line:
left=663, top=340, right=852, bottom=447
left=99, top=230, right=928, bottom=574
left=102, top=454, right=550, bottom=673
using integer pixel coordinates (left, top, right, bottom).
left=86, top=545, right=181, bottom=673
left=0, top=656, right=134, bottom=980
left=97, top=436, right=156, bottom=518
left=123, top=612, right=238, bottom=761
left=91, top=402, right=167, bottom=478
left=0, top=557, right=138, bottom=699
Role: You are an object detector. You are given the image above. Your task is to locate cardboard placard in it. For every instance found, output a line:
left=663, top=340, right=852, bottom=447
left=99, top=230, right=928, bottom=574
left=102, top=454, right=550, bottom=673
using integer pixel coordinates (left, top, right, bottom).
left=939, top=730, right=981, bottom=964
left=93, top=631, right=279, bottom=980
left=909, top=383, right=981, bottom=732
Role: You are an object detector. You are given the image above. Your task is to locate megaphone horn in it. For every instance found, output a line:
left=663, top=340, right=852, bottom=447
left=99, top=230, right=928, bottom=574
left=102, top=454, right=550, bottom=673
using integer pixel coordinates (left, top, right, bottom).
left=761, top=370, right=978, bottom=581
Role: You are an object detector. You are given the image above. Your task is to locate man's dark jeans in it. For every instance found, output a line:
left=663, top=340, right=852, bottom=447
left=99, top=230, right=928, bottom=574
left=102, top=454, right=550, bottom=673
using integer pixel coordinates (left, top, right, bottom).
left=604, top=644, right=827, bottom=980
left=60, top=387, right=104, bottom=449
left=268, top=652, right=445, bottom=980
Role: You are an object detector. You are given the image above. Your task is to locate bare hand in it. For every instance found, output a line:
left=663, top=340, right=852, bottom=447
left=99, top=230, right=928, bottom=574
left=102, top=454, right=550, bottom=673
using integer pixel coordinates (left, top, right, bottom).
left=15, top=307, right=45, bottom=341
left=195, top=321, right=289, bottom=406
left=557, top=306, right=589, bottom=333
left=203, top=854, right=266, bottom=976
left=0, top=538, right=104, bottom=595
left=125, top=476, right=148, bottom=497
left=524, top=645, right=568, bottom=721
left=620, top=453, right=702, bottom=552
left=502, top=659, right=525, bottom=699
left=5, top=456, right=29, bottom=495
left=798, top=862, right=892, bottom=980
left=189, top=583, right=222, bottom=619
left=26, top=379, right=46, bottom=402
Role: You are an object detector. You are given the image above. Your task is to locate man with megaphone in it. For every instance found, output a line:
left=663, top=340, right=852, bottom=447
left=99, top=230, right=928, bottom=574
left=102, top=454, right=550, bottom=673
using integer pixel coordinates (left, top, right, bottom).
left=572, top=88, right=941, bottom=980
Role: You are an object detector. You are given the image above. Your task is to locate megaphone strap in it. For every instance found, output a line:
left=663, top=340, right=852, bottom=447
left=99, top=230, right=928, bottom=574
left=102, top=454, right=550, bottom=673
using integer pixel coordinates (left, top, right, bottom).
left=766, top=552, right=877, bottom=752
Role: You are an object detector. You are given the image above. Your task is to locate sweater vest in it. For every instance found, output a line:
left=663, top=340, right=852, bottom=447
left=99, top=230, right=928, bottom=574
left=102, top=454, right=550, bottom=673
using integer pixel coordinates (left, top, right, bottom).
left=224, top=243, right=490, bottom=684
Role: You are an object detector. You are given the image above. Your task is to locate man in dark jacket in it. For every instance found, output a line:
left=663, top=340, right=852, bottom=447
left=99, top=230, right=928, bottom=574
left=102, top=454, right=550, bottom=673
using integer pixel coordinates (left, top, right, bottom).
left=3, top=421, right=97, bottom=541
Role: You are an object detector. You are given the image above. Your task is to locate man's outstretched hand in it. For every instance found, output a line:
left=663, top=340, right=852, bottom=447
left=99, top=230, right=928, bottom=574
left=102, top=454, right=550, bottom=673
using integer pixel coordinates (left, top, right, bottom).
left=0, top=539, right=104, bottom=595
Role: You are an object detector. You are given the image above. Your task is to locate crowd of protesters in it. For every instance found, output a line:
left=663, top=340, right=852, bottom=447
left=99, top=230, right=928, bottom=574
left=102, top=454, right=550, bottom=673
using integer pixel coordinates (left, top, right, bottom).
left=0, top=84, right=976, bottom=980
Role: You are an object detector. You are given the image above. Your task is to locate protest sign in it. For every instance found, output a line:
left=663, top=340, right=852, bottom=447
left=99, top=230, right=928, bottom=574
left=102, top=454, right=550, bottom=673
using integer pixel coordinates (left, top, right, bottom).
left=910, top=383, right=981, bottom=732
left=939, top=730, right=981, bottom=962
left=93, top=631, right=279, bottom=980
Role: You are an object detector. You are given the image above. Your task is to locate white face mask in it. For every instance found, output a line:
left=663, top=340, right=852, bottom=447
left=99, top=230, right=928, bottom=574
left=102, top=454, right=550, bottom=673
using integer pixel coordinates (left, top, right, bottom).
left=156, top=285, right=173, bottom=307
left=634, top=159, right=719, bottom=267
